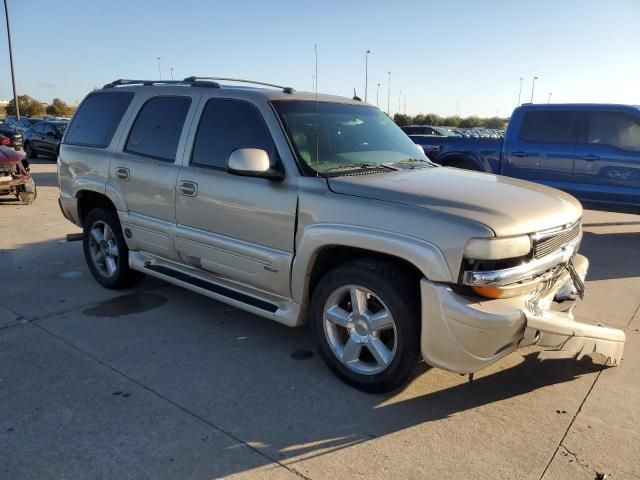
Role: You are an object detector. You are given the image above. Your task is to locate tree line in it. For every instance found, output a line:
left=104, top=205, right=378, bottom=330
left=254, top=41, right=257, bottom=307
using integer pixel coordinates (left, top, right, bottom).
left=393, top=113, right=508, bottom=129
left=3, top=95, right=77, bottom=118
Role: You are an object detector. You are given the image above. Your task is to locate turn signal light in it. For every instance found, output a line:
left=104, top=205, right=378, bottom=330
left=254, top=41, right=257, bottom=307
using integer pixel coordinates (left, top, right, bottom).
left=472, top=285, right=505, bottom=299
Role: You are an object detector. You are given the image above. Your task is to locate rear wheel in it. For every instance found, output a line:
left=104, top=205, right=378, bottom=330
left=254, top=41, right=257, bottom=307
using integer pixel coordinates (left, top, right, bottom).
left=310, top=259, right=420, bottom=393
left=82, top=208, right=143, bottom=289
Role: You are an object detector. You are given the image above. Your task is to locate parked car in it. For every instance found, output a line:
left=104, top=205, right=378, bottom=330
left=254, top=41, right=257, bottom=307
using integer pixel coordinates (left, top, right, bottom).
left=401, top=124, right=453, bottom=136
left=12, top=117, right=42, bottom=135
left=23, top=120, right=67, bottom=159
left=58, top=78, right=624, bottom=392
left=3, top=115, right=17, bottom=126
left=0, top=134, right=9, bottom=146
left=0, top=122, right=23, bottom=150
left=410, top=104, right=640, bottom=211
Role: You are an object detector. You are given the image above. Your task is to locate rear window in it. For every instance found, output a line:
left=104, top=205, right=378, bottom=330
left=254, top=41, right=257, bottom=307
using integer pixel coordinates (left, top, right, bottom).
left=125, top=96, right=191, bottom=162
left=519, top=111, right=575, bottom=143
left=65, top=92, right=133, bottom=147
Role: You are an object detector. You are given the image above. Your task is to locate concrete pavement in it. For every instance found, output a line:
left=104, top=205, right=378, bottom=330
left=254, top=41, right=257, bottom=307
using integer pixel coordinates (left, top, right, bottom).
left=1, top=160, right=639, bottom=479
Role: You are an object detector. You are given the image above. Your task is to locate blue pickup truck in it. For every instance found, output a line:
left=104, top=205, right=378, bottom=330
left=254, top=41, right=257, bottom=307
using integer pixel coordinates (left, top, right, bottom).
left=410, top=104, right=640, bottom=211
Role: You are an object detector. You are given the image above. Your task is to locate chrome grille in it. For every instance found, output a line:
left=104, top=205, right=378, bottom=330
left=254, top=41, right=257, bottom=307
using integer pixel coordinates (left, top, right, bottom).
left=533, top=222, right=581, bottom=259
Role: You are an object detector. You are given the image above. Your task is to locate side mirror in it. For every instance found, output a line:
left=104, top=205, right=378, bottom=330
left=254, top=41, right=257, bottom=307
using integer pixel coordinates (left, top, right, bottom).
left=227, top=148, right=284, bottom=180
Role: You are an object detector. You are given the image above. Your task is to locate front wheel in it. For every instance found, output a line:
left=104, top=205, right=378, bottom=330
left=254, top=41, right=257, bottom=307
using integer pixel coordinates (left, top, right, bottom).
left=82, top=208, right=143, bottom=289
left=310, top=259, right=420, bottom=393
left=24, top=142, right=37, bottom=159
left=15, top=177, right=37, bottom=205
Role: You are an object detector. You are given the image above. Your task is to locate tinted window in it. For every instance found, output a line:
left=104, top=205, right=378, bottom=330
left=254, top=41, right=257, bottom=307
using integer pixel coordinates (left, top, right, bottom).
left=44, top=124, right=57, bottom=135
left=191, top=98, right=275, bottom=169
left=33, top=123, right=45, bottom=134
left=65, top=91, right=134, bottom=147
left=586, top=111, right=640, bottom=152
left=519, top=111, right=575, bottom=143
left=125, top=96, right=191, bottom=161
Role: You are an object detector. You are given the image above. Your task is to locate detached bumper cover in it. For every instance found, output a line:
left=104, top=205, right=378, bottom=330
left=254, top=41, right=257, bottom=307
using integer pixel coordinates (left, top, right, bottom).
left=420, top=254, right=625, bottom=373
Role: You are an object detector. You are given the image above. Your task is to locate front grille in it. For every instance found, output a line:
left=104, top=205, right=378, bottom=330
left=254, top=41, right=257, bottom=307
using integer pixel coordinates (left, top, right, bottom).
left=533, top=222, right=581, bottom=259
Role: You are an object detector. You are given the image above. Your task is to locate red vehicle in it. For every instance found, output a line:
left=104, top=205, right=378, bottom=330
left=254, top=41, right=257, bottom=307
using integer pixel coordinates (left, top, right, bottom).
left=0, top=146, right=37, bottom=204
left=0, top=134, right=10, bottom=146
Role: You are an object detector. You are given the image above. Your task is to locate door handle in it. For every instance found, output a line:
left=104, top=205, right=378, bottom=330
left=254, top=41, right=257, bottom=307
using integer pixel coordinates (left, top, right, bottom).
left=115, top=167, right=130, bottom=181
left=579, top=154, right=599, bottom=161
left=510, top=151, right=528, bottom=157
left=178, top=180, right=198, bottom=197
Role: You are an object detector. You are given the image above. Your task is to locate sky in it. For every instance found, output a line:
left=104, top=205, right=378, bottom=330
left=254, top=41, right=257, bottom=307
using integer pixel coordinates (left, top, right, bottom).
left=0, top=0, right=638, bottom=118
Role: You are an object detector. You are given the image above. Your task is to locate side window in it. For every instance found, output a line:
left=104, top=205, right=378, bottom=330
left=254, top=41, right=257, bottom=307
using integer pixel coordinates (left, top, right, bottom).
left=586, top=112, right=640, bottom=152
left=44, top=124, right=57, bottom=135
left=125, top=96, right=191, bottom=161
left=519, top=111, right=575, bottom=143
left=33, top=123, right=45, bottom=134
left=191, top=98, right=276, bottom=169
left=65, top=91, right=134, bottom=147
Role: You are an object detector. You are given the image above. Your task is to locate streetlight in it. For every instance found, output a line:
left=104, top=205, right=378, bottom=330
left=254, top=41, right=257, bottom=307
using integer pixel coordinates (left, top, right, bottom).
left=517, top=77, right=523, bottom=106
left=170, top=67, right=174, bottom=80
left=364, top=50, right=371, bottom=102
left=376, top=83, right=380, bottom=108
left=157, top=57, right=162, bottom=80
left=530, top=75, right=538, bottom=103
left=404, top=95, right=407, bottom=115
left=3, top=0, right=20, bottom=119
left=547, top=92, right=552, bottom=103
left=398, top=91, right=402, bottom=115
left=387, top=71, right=391, bottom=116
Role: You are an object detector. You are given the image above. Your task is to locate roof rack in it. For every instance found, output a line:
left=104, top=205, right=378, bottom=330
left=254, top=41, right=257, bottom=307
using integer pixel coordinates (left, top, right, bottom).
left=183, top=76, right=295, bottom=94
left=102, top=79, right=221, bottom=89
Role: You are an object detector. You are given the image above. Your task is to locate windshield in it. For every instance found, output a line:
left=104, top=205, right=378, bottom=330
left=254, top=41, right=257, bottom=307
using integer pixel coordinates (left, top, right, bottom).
left=273, top=101, right=430, bottom=175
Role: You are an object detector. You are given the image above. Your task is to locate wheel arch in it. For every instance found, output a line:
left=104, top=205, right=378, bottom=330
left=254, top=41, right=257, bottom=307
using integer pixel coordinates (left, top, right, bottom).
left=291, top=224, right=453, bottom=306
left=76, top=190, right=118, bottom=224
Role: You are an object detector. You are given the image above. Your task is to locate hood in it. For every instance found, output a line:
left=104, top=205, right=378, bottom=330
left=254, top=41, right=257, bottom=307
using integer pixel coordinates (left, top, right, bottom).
left=327, top=167, right=582, bottom=237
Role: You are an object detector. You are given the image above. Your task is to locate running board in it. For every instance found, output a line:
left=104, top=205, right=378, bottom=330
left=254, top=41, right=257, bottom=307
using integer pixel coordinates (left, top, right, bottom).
left=129, top=251, right=302, bottom=327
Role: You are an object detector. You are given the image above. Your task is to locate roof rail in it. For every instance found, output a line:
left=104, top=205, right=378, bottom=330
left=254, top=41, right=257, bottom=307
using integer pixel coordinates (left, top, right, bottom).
left=102, top=79, right=221, bottom=89
left=183, top=76, right=295, bottom=94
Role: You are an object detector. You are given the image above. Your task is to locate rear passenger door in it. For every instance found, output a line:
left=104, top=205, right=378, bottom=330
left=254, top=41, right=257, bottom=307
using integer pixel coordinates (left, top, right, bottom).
left=111, top=95, right=193, bottom=260
left=175, top=97, right=297, bottom=297
left=502, top=110, right=578, bottom=190
left=572, top=110, right=640, bottom=207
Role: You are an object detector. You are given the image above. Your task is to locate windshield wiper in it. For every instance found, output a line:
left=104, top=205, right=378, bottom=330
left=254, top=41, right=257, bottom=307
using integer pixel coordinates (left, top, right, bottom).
left=391, top=158, right=437, bottom=167
left=323, top=162, right=398, bottom=173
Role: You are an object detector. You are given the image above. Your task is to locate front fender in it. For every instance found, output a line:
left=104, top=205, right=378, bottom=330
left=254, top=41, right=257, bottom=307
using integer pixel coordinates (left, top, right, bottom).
left=291, top=224, right=453, bottom=305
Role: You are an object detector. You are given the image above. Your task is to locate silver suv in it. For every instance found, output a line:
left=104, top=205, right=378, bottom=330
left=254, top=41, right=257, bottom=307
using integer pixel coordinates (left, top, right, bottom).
left=57, top=77, right=625, bottom=392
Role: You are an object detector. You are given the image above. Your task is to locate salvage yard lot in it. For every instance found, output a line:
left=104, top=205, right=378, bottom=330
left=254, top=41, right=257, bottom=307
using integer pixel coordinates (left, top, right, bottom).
left=1, top=160, right=639, bottom=480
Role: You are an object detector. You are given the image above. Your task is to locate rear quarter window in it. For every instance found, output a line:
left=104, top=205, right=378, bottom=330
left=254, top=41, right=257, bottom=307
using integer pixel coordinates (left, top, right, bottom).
left=519, top=110, right=576, bottom=143
left=65, top=91, right=134, bottom=147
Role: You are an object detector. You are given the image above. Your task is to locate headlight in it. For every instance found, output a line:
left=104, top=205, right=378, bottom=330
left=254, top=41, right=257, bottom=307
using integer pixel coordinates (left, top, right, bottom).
left=464, top=235, right=531, bottom=260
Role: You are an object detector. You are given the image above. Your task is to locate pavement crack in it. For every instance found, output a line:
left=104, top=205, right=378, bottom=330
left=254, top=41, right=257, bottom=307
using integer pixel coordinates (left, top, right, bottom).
left=538, top=364, right=605, bottom=480
left=558, top=445, right=591, bottom=471
left=30, top=321, right=312, bottom=480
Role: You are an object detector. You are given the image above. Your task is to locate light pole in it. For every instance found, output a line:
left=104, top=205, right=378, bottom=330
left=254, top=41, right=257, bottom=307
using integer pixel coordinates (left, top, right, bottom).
left=398, top=91, right=402, bottom=115
left=3, top=0, right=20, bottom=119
left=517, top=77, right=523, bottom=106
left=157, top=57, right=162, bottom=80
left=387, top=71, right=391, bottom=116
left=170, top=67, right=174, bottom=80
left=547, top=92, right=552, bottom=103
left=404, top=95, right=407, bottom=115
left=376, top=83, right=380, bottom=107
left=530, top=75, right=538, bottom=103
left=364, top=50, right=371, bottom=102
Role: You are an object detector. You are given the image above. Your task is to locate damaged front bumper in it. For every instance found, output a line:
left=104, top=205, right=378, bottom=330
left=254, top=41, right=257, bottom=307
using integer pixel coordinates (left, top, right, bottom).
left=420, top=254, right=625, bottom=373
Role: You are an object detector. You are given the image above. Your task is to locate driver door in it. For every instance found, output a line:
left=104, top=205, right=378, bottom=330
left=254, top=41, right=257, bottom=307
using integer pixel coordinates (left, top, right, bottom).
left=175, top=97, right=297, bottom=297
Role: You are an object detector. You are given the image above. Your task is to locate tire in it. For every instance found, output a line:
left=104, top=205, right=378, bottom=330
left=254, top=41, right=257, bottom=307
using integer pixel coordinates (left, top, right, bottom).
left=24, top=142, right=37, bottom=159
left=310, top=259, right=420, bottom=393
left=82, top=208, right=143, bottom=289
left=15, top=177, right=37, bottom=205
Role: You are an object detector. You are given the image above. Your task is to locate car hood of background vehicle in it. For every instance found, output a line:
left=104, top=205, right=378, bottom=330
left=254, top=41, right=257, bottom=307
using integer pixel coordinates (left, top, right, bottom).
left=327, top=167, right=582, bottom=236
